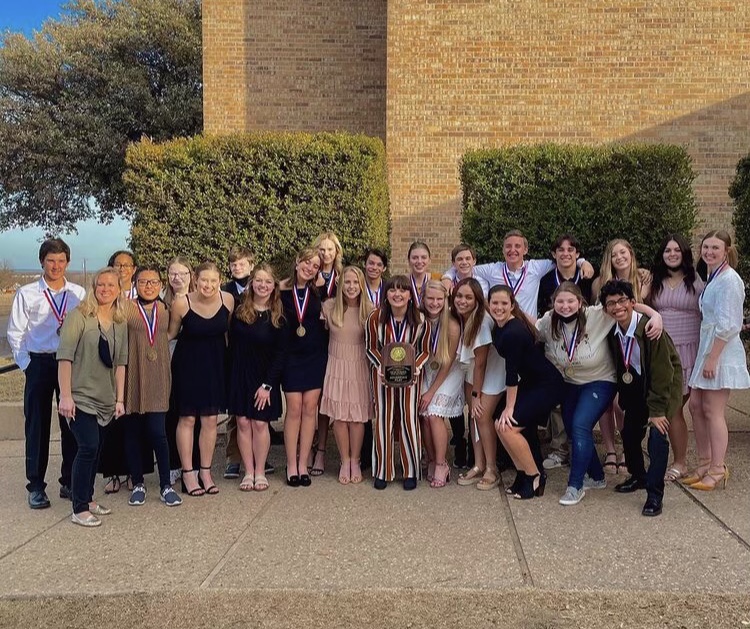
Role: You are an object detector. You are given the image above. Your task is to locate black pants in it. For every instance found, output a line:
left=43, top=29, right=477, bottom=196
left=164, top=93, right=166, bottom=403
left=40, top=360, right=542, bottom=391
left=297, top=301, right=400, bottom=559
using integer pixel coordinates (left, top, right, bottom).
left=24, top=353, right=77, bottom=492
left=124, top=412, right=171, bottom=489
left=68, top=410, right=103, bottom=514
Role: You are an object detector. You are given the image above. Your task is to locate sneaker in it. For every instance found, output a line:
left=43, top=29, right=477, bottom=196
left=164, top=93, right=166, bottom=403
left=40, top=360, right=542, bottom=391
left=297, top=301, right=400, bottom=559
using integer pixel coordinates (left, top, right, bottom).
left=559, top=486, right=585, bottom=506
left=224, top=463, right=241, bottom=479
left=128, top=484, right=147, bottom=506
left=543, top=453, right=566, bottom=470
left=160, top=486, right=183, bottom=507
left=582, top=475, right=607, bottom=490
left=59, top=485, right=72, bottom=500
left=169, top=469, right=182, bottom=485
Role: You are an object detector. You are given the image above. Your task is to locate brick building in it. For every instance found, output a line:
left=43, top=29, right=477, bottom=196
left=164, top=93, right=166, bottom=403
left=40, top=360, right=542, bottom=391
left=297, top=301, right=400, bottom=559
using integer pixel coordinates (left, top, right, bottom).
left=203, top=1, right=750, bottom=269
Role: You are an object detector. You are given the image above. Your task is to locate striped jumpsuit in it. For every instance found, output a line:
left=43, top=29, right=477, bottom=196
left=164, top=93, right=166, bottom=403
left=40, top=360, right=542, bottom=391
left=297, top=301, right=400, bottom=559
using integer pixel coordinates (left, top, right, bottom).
left=365, top=310, right=430, bottom=482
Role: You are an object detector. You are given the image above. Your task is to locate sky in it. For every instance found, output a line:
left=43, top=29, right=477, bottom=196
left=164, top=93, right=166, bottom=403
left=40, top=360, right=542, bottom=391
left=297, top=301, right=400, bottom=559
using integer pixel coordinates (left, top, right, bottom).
left=0, top=0, right=130, bottom=270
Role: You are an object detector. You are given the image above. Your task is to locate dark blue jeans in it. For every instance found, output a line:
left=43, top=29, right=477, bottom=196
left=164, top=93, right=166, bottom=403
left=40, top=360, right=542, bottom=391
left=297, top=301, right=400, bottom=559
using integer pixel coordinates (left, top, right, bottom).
left=561, top=380, right=617, bottom=490
left=124, top=412, right=170, bottom=489
left=622, top=405, right=670, bottom=502
left=24, top=353, right=77, bottom=492
left=68, top=410, right=103, bottom=514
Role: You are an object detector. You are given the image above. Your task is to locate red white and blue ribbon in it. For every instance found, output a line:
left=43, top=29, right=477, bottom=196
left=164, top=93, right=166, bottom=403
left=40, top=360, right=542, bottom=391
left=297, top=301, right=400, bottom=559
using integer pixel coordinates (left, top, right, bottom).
left=293, top=285, right=310, bottom=325
left=366, top=281, right=382, bottom=307
left=555, top=268, right=580, bottom=287
left=389, top=315, right=407, bottom=343
left=430, top=320, right=441, bottom=355
left=706, top=260, right=728, bottom=286
left=410, top=274, right=427, bottom=307
left=561, top=322, right=579, bottom=364
left=618, top=334, right=635, bottom=373
left=323, top=270, right=337, bottom=298
left=502, top=263, right=528, bottom=296
left=44, top=288, right=68, bottom=328
left=137, top=302, right=158, bottom=347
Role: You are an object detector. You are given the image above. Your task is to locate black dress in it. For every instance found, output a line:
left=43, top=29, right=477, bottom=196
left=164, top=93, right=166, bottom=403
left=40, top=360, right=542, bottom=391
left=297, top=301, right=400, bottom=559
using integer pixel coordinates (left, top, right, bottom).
left=172, top=295, right=230, bottom=416
left=227, top=310, right=286, bottom=421
left=280, top=287, right=328, bottom=392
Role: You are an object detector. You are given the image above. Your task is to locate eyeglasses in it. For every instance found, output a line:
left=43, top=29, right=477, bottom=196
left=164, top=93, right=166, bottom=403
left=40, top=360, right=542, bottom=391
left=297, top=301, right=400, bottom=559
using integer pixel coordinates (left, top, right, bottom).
left=604, top=297, right=631, bottom=309
left=136, top=279, right=161, bottom=287
left=168, top=272, right=190, bottom=279
left=114, top=263, right=134, bottom=269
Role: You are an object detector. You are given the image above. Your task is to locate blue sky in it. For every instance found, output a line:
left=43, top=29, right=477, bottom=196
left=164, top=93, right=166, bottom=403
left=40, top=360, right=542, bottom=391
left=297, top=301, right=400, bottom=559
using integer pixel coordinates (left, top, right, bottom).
left=0, top=1, right=129, bottom=270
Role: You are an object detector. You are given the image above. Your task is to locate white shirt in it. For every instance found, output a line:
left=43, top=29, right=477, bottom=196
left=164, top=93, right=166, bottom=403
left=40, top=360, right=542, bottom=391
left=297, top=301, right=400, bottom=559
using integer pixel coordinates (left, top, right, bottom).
left=6, top=277, right=86, bottom=371
left=614, top=311, right=643, bottom=376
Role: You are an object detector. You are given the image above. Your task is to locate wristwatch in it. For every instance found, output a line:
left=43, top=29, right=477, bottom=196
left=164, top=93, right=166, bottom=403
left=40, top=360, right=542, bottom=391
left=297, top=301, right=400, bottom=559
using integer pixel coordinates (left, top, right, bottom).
left=471, top=391, right=479, bottom=398
left=261, top=384, right=272, bottom=392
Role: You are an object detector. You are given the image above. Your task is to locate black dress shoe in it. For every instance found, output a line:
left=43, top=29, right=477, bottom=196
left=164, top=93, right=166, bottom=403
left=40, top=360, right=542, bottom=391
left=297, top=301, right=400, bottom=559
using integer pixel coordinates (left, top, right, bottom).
left=59, top=485, right=72, bottom=500
left=28, top=490, right=51, bottom=509
left=614, top=475, right=646, bottom=493
left=403, top=477, right=417, bottom=490
left=642, top=498, right=663, bottom=517
left=299, top=474, right=311, bottom=487
left=373, top=478, right=387, bottom=490
left=286, top=475, right=300, bottom=487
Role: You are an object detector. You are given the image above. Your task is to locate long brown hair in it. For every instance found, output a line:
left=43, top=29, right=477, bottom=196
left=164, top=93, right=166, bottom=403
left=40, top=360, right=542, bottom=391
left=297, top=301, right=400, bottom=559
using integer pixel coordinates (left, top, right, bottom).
left=488, top=285, right=538, bottom=342
left=700, top=229, right=739, bottom=269
left=163, top=256, right=195, bottom=309
left=598, top=239, right=643, bottom=302
left=378, top=275, right=422, bottom=329
left=450, top=277, right=485, bottom=347
left=234, top=264, right=284, bottom=328
left=549, top=282, right=588, bottom=343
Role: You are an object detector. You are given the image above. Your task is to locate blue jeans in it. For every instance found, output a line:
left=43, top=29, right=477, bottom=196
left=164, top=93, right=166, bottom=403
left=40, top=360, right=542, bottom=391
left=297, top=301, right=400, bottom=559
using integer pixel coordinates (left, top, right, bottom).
left=68, top=410, right=103, bottom=514
left=561, top=380, right=617, bottom=490
left=124, top=412, right=171, bottom=489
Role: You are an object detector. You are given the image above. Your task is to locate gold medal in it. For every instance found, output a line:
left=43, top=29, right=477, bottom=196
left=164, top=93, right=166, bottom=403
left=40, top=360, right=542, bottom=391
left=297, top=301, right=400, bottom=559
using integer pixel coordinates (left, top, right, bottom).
left=622, top=371, right=633, bottom=384
left=146, top=348, right=158, bottom=362
left=564, top=366, right=574, bottom=379
left=429, top=360, right=439, bottom=370
left=297, top=325, right=306, bottom=337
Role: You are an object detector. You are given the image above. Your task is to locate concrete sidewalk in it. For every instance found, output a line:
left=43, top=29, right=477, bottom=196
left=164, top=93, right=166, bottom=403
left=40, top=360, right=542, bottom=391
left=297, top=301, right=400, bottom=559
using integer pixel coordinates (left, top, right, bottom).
left=0, top=395, right=749, bottom=628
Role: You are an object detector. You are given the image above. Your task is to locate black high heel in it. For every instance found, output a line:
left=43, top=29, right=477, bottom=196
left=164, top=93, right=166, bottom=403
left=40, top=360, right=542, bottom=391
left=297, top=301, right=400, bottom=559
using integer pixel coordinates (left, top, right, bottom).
left=286, top=467, right=300, bottom=487
left=505, top=471, right=524, bottom=495
left=180, top=470, right=205, bottom=496
left=513, top=473, right=545, bottom=500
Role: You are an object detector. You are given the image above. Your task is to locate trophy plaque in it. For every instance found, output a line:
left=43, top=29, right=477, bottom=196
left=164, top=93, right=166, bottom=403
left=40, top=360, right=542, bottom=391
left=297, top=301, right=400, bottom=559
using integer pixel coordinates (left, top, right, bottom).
left=383, top=342, right=416, bottom=388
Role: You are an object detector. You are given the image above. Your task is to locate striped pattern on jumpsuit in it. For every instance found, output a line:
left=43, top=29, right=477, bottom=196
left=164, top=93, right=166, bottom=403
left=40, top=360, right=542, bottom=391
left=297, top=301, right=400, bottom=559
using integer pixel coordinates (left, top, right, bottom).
left=364, top=309, right=431, bottom=482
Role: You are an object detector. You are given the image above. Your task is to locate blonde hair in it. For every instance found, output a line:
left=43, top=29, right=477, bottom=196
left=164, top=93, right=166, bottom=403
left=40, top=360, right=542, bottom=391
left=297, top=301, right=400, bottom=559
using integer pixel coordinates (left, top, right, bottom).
left=78, top=267, right=126, bottom=323
left=313, top=231, right=344, bottom=277
left=329, top=266, right=373, bottom=328
left=234, top=264, right=284, bottom=327
left=421, top=280, right=453, bottom=367
left=163, top=255, right=195, bottom=308
left=701, top=230, right=739, bottom=269
left=598, top=239, right=643, bottom=302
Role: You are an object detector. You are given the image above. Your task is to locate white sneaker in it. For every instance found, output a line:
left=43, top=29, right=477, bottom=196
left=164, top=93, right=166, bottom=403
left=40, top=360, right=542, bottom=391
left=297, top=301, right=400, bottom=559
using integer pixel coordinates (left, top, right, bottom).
left=583, top=475, right=607, bottom=490
left=169, top=469, right=182, bottom=485
left=543, top=453, right=565, bottom=470
left=559, top=486, right=585, bottom=506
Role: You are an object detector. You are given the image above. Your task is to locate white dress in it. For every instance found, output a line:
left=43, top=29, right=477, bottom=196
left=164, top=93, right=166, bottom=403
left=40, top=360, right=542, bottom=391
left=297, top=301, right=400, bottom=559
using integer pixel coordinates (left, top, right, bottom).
left=421, top=355, right=466, bottom=418
left=688, top=267, right=750, bottom=390
left=460, top=313, right=506, bottom=395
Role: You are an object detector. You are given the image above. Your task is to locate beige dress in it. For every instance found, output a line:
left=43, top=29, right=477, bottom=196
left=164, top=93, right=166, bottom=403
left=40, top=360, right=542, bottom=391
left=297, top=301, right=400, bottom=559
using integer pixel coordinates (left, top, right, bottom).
left=320, top=302, right=373, bottom=422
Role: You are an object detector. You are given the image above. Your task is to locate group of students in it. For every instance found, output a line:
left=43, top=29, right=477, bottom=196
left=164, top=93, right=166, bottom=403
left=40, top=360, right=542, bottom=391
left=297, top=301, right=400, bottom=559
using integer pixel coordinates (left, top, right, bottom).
left=8, top=227, right=749, bottom=527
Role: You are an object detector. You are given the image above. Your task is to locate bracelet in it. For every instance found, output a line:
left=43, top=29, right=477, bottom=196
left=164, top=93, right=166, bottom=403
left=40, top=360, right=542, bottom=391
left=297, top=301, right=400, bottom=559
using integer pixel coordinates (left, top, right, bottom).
left=116, top=400, right=124, bottom=404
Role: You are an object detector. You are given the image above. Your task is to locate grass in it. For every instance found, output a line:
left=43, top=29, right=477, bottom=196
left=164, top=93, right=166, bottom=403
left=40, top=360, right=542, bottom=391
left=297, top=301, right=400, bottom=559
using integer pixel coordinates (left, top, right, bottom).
left=0, top=356, right=23, bottom=403
left=0, top=292, right=12, bottom=317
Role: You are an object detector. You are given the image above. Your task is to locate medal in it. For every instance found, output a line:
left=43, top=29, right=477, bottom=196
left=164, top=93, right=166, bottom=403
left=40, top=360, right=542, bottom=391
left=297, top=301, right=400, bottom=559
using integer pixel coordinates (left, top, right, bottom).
left=502, top=263, right=528, bottom=296
left=622, top=372, right=633, bottom=384
left=564, top=366, right=575, bottom=378
left=618, top=333, right=636, bottom=385
left=137, top=301, right=158, bottom=358
left=410, top=274, right=427, bottom=308
left=44, top=287, right=69, bottom=333
left=429, top=360, right=439, bottom=370
left=293, top=285, right=311, bottom=336
left=389, top=315, right=407, bottom=344
left=56, top=325, right=62, bottom=336
left=554, top=268, right=580, bottom=287
left=561, top=322, right=579, bottom=378
left=366, top=282, right=382, bottom=307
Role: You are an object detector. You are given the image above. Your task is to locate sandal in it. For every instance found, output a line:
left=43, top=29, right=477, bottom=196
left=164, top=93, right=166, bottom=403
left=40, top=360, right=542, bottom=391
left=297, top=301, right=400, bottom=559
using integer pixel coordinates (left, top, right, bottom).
left=664, top=466, right=687, bottom=482
left=476, top=469, right=500, bottom=491
left=457, top=465, right=485, bottom=486
left=253, top=475, right=269, bottom=491
left=350, top=459, right=363, bottom=484
left=426, top=461, right=436, bottom=483
left=180, top=470, right=205, bottom=496
left=239, top=474, right=255, bottom=491
left=616, top=453, right=628, bottom=476
left=199, top=466, right=220, bottom=495
left=104, top=476, right=121, bottom=494
left=430, top=463, right=450, bottom=488
left=338, top=461, right=351, bottom=485
left=602, top=452, right=617, bottom=475
left=309, top=448, right=326, bottom=476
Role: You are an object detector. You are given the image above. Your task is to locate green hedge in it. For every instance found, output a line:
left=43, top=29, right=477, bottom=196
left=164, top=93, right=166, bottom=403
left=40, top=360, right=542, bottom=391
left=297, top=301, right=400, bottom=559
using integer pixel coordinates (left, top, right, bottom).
left=124, top=132, right=390, bottom=273
left=730, top=154, right=750, bottom=288
left=460, top=143, right=697, bottom=266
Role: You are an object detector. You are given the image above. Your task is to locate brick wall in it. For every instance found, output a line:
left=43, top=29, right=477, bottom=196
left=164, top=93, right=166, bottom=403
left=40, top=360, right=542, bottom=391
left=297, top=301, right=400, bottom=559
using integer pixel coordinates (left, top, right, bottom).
left=204, top=0, right=386, bottom=139
left=204, top=1, right=750, bottom=271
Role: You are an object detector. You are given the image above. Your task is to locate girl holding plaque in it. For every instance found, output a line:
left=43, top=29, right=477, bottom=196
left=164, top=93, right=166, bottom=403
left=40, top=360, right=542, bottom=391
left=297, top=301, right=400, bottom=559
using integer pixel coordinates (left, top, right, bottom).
left=365, top=275, right=431, bottom=490
left=279, top=248, right=328, bottom=487
left=537, top=282, right=663, bottom=505
left=592, top=239, right=652, bottom=474
left=452, top=278, right=506, bottom=491
left=168, top=262, right=235, bottom=496
left=418, top=281, right=464, bottom=488
left=320, top=266, right=374, bottom=485
left=121, top=266, right=182, bottom=506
